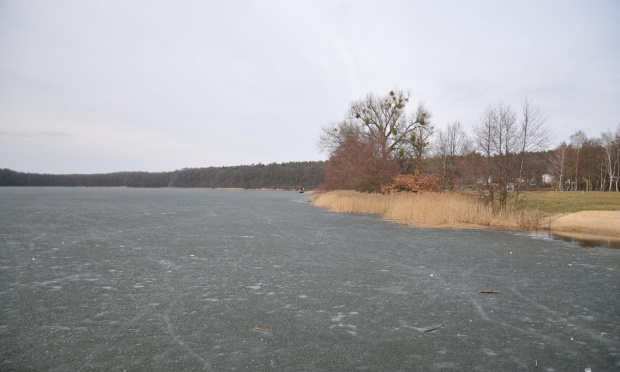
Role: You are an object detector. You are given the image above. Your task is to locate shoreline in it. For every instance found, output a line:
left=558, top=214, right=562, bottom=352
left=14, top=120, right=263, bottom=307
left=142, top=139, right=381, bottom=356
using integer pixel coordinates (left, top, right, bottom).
left=311, top=190, right=620, bottom=240
left=384, top=213, right=620, bottom=239
left=544, top=210, right=620, bottom=237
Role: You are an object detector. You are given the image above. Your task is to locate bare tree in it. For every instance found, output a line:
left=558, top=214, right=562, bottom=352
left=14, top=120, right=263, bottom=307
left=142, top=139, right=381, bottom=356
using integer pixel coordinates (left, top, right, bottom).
left=348, top=90, right=431, bottom=160
left=580, top=138, right=602, bottom=191
left=569, top=130, right=587, bottom=191
left=405, top=120, right=435, bottom=172
left=515, top=99, right=549, bottom=202
left=473, top=101, right=519, bottom=207
left=599, top=128, right=619, bottom=191
left=496, top=102, right=519, bottom=206
left=473, top=103, right=497, bottom=203
left=616, top=124, right=620, bottom=191
left=436, top=121, right=471, bottom=159
left=317, top=89, right=432, bottom=192
left=549, top=142, right=569, bottom=191
left=434, top=121, right=471, bottom=189
left=317, top=120, right=362, bottom=156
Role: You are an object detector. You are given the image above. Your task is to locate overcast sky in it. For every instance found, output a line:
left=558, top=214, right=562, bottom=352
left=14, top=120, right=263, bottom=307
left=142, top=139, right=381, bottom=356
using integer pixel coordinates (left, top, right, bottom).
left=1, top=0, right=619, bottom=174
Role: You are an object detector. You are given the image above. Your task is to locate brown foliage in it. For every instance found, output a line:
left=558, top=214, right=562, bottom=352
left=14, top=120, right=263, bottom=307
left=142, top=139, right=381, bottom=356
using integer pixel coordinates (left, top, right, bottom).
left=322, top=137, right=400, bottom=193
left=381, top=170, right=442, bottom=194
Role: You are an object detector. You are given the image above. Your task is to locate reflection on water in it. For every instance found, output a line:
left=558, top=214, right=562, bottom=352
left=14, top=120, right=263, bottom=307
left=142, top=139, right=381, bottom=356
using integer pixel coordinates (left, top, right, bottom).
left=525, top=230, right=620, bottom=249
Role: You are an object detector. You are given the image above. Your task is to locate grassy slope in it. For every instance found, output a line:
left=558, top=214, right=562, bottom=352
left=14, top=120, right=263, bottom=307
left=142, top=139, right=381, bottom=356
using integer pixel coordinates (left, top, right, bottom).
left=519, top=191, right=620, bottom=214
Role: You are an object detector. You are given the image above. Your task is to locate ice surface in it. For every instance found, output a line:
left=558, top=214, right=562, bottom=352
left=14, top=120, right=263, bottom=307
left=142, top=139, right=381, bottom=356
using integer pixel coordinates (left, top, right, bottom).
left=0, top=188, right=618, bottom=371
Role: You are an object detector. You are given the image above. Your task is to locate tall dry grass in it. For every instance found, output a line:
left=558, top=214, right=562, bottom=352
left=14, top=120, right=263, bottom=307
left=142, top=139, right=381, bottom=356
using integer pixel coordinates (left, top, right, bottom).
left=313, top=190, right=543, bottom=230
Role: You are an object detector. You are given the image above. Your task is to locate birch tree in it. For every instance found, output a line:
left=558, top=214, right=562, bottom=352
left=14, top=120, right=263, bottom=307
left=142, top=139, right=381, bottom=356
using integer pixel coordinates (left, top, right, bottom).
left=599, top=129, right=619, bottom=191
left=550, top=142, right=569, bottom=191
left=515, top=99, right=549, bottom=202
left=569, top=130, right=587, bottom=191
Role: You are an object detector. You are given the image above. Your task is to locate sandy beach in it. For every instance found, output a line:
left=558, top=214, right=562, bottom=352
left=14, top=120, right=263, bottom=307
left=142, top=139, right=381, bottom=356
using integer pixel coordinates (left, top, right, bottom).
left=549, top=210, right=620, bottom=237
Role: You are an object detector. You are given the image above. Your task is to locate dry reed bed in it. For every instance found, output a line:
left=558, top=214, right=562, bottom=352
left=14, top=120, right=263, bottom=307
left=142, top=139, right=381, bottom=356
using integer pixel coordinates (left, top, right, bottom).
left=312, top=190, right=542, bottom=230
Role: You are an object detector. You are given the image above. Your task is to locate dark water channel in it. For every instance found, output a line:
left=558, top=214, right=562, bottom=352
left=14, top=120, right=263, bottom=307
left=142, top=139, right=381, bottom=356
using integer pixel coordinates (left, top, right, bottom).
left=1, top=188, right=619, bottom=371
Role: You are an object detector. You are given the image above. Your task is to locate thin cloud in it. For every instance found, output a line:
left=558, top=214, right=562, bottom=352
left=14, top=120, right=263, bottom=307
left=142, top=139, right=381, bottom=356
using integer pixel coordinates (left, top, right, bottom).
left=0, top=130, right=73, bottom=138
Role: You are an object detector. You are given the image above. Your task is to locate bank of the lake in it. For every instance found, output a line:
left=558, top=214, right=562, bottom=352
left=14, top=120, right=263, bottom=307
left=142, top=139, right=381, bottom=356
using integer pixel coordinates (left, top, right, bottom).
left=546, top=210, right=620, bottom=237
left=312, top=190, right=620, bottom=238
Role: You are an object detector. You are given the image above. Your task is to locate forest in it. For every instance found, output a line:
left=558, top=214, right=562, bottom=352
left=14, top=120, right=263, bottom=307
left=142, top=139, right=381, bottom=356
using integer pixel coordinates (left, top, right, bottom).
left=0, top=161, right=326, bottom=190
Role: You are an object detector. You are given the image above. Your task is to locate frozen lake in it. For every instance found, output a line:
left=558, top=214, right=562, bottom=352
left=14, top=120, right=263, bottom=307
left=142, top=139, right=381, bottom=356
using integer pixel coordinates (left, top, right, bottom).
left=1, top=187, right=619, bottom=371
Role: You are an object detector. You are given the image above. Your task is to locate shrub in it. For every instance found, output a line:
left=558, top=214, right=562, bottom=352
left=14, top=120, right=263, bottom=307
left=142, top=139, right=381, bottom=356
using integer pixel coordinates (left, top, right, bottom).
left=381, top=170, right=442, bottom=194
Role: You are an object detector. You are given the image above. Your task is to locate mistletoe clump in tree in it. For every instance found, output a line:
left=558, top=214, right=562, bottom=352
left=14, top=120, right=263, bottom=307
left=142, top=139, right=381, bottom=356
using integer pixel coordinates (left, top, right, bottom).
left=318, top=89, right=432, bottom=192
left=348, top=89, right=431, bottom=161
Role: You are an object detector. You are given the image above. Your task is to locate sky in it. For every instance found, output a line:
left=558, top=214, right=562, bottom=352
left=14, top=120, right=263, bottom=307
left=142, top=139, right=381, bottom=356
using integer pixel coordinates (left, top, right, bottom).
left=1, top=0, right=619, bottom=174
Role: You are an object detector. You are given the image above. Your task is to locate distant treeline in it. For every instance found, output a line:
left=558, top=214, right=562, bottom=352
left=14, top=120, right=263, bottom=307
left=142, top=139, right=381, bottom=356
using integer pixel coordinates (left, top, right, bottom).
left=0, top=161, right=326, bottom=190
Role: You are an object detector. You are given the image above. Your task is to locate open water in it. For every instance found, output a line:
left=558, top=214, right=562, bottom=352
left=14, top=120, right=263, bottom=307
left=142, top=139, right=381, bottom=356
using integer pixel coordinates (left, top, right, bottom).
left=1, top=187, right=619, bottom=371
